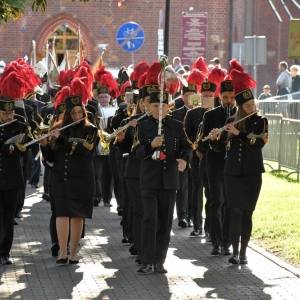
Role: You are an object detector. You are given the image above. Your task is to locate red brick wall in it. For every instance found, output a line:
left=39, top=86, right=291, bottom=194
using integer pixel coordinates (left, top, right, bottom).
left=0, top=0, right=298, bottom=97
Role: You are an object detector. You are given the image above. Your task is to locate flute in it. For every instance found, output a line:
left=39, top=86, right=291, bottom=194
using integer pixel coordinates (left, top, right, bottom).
left=201, top=110, right=258, bottom=142
left=104, top=112, right=151, bottom=142
left=22, top=117, right=85, bottom=148
left=0, top=119, right=17, bottom=128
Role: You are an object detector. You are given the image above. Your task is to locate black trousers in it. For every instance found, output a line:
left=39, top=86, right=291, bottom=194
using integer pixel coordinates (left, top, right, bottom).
left=190, top=155, right=203, bottom=230
left=28, top=144, right=41, bottom=185
left=121, top=157, right=131, bottom=240
left=49, top=185, right=58, bottom=244
left=16, top=150, right=30, bottom=214
left=140, top=189, right=176, bottom=265
left=199, top=154, right=211, bottom=233
left=108, top=147, right=121, bottom=206
left=126, top=178, right=143, bottom=251
left=206, top=154, right=231, bottom=248
left=94, top=155, right=113, bottom=204
left=175, top=168, right=189, bottom=220
left=0, top=189, right=21, bottom=257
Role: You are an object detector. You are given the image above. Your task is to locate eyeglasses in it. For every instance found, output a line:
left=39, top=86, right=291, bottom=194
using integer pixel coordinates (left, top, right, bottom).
left=70, top=111, right=83, bottom=116
left=0, top=111, right=14, bottom=117
left=98, top=96, right=109, bottom=100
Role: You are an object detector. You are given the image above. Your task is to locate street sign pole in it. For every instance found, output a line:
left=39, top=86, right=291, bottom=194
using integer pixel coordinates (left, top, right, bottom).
left=253, top=35, right=257, bottom=98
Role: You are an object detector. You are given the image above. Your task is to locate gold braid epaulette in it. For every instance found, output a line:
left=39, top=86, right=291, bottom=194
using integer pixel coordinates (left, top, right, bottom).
left=131, top=127, right=140, bottom=151
left=15, top=142, right=26, bottom=152
left=83, top=130, right=96, bottom=150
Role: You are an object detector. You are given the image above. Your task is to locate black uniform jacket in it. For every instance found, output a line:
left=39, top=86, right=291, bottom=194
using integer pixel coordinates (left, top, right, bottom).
left=118, top=112, right=149, bottom=179
left=211, top=114, right=268, bottom=176
left=184, top=106, right=206, bottom=146
left=0, top=120, right=26, bottom=190
left=198, top=105, right=236, bottom=157
left=41, top=123, right=99, bottom=199
left=133, top=116, right=192, bottom=190
left=171, top=106, right=188, bottom=123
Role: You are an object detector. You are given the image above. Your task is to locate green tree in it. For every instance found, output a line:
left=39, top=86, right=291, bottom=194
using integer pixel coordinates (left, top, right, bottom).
left=0, top=0, right=100, bottom=24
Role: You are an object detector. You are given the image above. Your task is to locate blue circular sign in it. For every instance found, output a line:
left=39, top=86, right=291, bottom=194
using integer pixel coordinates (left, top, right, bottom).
left=116, top=22, right=145, bottom=52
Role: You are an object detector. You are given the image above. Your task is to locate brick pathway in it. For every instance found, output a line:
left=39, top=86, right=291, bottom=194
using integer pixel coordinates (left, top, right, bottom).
left=1, top=185, right=300, bottom=299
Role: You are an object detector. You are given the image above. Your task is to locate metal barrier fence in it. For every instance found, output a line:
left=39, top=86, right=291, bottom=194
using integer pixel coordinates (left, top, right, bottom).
left=257, top=92, right=300, bottom=119
left=262, top=112, right=300, bottom=181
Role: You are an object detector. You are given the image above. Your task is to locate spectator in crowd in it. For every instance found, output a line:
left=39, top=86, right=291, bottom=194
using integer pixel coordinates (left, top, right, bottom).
left=210, top=57, right=221, bottom=68
left=276, top=61, right=291, bottom=96
left=290, top=65, right=300, bottom=93
left=173, top=57, right=183, bottom=72
left=183, top=65, right=190, bottom=73
left=258, top=85, right=272, bottom=100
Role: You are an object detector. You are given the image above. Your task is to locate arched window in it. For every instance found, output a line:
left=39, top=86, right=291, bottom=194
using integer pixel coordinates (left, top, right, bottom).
left=45, top=24, right=86, bottom=68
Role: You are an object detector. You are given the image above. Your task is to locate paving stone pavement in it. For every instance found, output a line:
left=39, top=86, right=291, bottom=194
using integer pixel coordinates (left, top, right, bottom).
left=1, top=185, right=300, bottom=300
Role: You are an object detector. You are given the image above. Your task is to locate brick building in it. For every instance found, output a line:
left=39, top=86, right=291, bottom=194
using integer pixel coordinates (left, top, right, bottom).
left=0, top=0, right=299, bottom=95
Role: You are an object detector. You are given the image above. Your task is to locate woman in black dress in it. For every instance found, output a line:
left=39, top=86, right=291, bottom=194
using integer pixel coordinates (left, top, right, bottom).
left=211, top=70, right=268, bottom=264
left=40, top=94, right=98, bottom=265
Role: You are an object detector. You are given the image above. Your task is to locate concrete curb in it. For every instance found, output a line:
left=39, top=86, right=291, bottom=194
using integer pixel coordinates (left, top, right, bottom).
left=249, top=241, right=300, bottom=278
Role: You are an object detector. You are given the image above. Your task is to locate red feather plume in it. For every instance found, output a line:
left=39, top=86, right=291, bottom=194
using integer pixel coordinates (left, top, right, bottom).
left=138, top=72, right=147, bottom=88
left=192, top=57, right=208, bottom=74
left=186, top=69, right=206, bottom=87
left=70, top=77, right=90, bottom=105
left=230, top=69, right=256, bottom=94
left=74, top=62, right=93, bottom=92
left=134, top=61, right=150, bottom=79
left=208, top=67, right=226, bottom=85
left=54, top=86, right=71, bottom=109
left=145, top=61, right=161, bottom=85
left=94, top=66, right=114, bottom=83
left=1, top=71, right=28, bottom=99
left=120, top=81, right=132, bottom=95
left=100, top=74, right=120, bottom=99
left=228, top=59, right=244, bottom=74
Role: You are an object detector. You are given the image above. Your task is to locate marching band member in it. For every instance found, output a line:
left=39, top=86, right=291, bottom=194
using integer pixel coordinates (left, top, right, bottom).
left=211, top=70, right=268, bottom=264
left=197, top=69, right=236, bottom=256
left=133, top=89, right=192, bottom=274
left=0, top=97, right=27, bottom=265
left=40, top=85, right=99, bottom=265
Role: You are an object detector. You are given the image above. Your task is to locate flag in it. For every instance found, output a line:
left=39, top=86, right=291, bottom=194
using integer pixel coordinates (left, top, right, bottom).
left=118, top=0, right=122, bottom=6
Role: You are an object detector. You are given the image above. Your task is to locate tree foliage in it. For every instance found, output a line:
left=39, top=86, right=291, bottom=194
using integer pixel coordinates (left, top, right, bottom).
left=0, top=0, right=100, bottom=24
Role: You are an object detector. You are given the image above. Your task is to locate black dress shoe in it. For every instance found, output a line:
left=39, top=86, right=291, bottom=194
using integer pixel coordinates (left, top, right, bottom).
left=117, top=209, right=123, bottom=216
left=221, top=247, right=232, bottom=256
left=69, top=259, right=79, bottom=264
left=190, top=229, right=201, bottom=237
left=15, top=211, right=23, bottom=218
left=154, top=263, right=168, bottom=273
left=228, top=254, right=240, bottom=264
left=122, top=237, right=130, bottom=244
left=211, top=246, right=220, bottom=256
left=104, top=203, right=112, bottom=207
left=42, top=193, right=50, bottom=202
left=51, top=242, right=60, bottom=257
left=1, top=257, right=12, bottom=265
left=178, top=219, right=188, bottom=228
left=14, top=219, right=18, bottom=225
left=56, top=257, right=68, bottom=265
left=239, top=255, right=248, bottom=264
left=31, top=184, right=38, bottom=188
left=137, top=264, right=153, bottom=274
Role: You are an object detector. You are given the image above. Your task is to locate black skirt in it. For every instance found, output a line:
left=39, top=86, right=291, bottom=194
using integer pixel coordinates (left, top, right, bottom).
left=55, top=195, right=94, bottom=219
left=224, top=174, right=262, bottom=211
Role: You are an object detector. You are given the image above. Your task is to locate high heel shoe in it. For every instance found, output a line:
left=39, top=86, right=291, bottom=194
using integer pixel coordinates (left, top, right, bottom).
left=56, top=257, right=68, bottom=266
